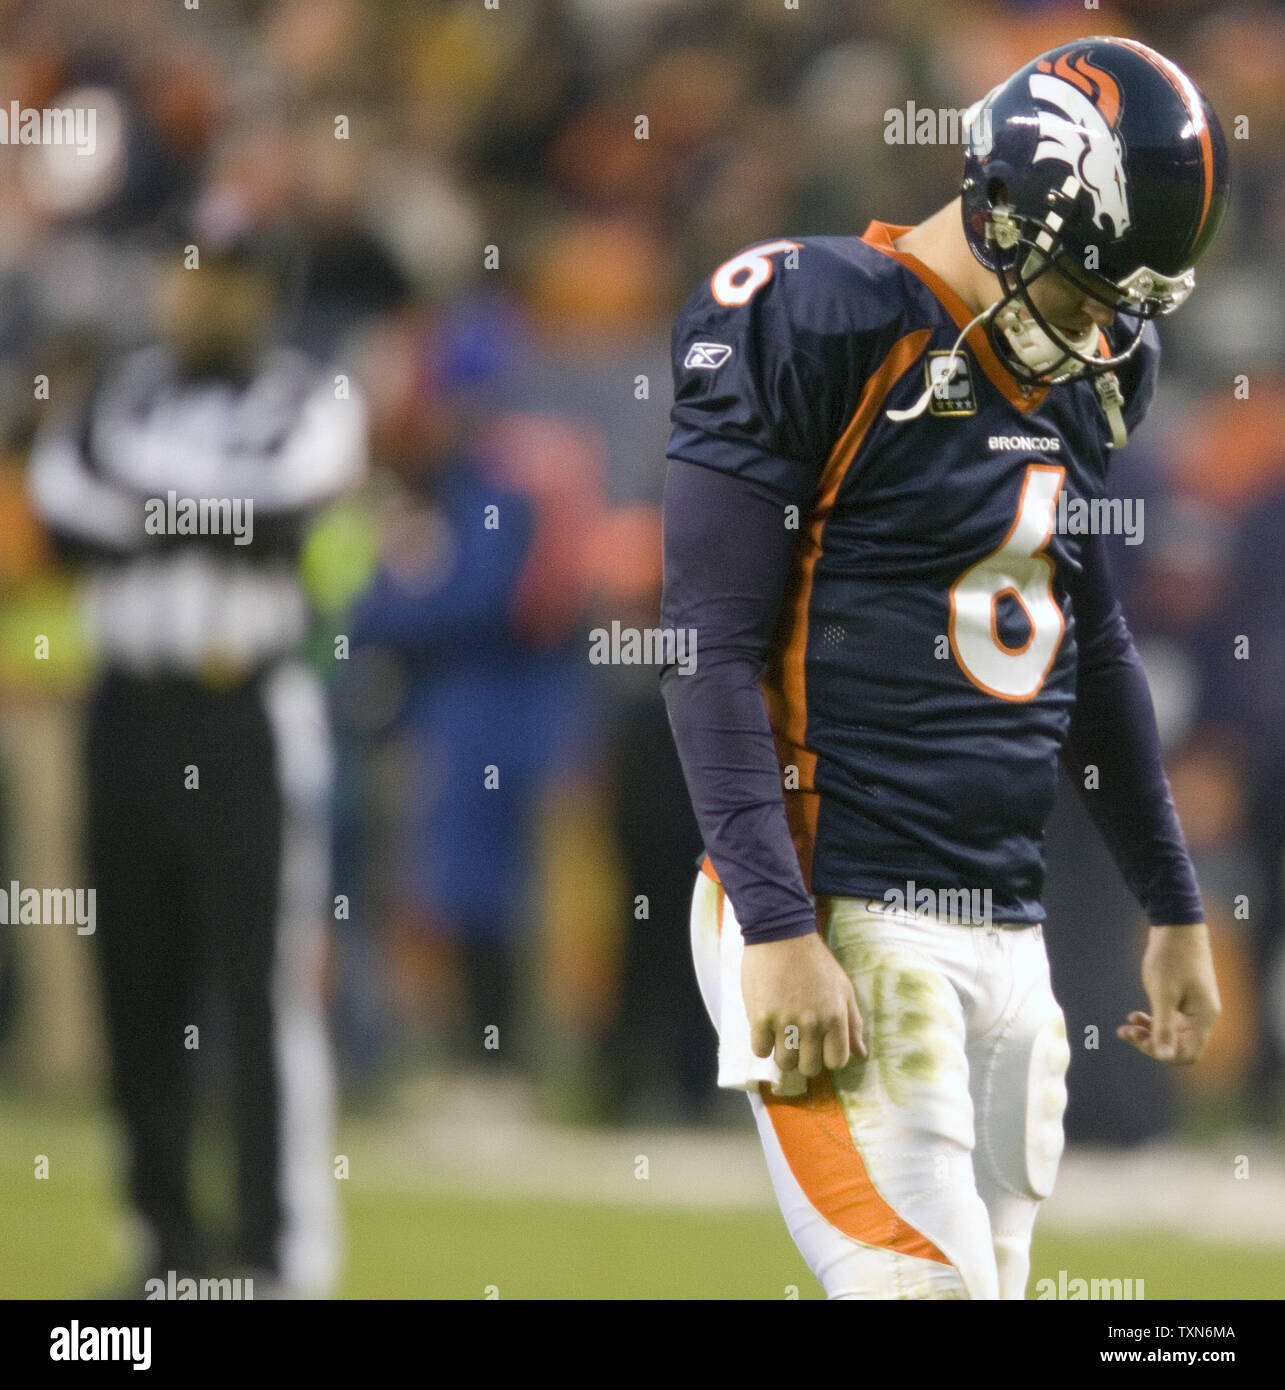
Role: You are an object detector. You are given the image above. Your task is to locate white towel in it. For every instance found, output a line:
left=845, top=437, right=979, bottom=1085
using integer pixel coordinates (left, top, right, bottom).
left=693, top=873, right=809, bottom=1098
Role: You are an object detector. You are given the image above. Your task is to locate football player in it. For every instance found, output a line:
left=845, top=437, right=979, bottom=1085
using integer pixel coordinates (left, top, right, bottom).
left=660, top=37, right=1229, bottom=1299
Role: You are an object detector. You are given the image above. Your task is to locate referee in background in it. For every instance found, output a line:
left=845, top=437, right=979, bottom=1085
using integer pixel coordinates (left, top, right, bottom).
left=29, top=233, right=367, bottom=1298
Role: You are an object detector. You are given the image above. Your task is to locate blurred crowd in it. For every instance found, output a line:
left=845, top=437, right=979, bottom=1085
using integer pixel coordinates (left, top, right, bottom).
left=0, top=0, right=1282, bottom=1155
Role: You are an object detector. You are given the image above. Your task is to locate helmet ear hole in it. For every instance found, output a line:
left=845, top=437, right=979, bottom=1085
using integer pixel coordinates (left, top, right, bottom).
left=986, top=178, right=1008, bottom=208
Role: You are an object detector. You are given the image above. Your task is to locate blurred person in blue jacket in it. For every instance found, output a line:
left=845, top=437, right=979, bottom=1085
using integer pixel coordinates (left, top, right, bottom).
left=346, top=301, right=601, bottom=1071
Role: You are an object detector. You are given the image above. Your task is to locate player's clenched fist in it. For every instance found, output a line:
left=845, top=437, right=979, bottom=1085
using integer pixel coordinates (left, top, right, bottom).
left=743, top=933, right=867, bottom=1077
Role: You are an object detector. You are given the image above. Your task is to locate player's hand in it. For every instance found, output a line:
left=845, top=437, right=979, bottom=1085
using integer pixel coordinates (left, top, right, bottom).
left=742, top=932, right=866, bottom=1077
left=1117, top=922, right=1221, bottom=1064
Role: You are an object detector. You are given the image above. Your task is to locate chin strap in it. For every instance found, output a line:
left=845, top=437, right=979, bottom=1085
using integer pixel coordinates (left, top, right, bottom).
left=885, top=303, right=993, bottom=423
left=1094, top=370, right=1129, bottom=449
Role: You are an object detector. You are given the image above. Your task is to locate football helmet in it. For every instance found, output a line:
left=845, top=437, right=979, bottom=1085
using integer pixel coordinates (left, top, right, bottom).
left=961, top=37, right=1230, bottom=386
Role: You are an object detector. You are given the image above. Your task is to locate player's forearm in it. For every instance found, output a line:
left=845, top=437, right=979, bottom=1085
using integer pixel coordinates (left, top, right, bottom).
left=1063, top=619, right=1204, bottom=925
left=661, top=658, right=818, bottom=943
left=660, top=457, right=817, bottom=944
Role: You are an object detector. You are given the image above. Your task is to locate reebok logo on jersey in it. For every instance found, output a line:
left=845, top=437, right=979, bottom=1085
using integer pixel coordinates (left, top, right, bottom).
left=988, top=434, right=1062, bottom=452
left=926, top=351, right=976, bottom=416
left=684, top=342, right=734, bottom=370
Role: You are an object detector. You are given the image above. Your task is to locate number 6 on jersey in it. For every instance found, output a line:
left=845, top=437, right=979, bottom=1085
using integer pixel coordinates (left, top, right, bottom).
left=949, top=463, right=1066, bottom=702
left=710, top=241, right=803, bottom=306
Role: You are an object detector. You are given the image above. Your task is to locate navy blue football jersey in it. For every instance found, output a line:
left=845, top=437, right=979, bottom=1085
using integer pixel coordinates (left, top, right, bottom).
left=666, top=222, right=1161, bottom=923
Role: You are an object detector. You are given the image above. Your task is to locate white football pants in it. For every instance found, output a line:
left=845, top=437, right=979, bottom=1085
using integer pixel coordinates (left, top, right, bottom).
left=691, top=874, right=1071, bottom=1299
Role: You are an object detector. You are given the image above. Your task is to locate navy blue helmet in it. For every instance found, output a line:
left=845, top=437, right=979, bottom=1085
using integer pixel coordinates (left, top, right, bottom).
left=961, top=37, right=1230, bottom=384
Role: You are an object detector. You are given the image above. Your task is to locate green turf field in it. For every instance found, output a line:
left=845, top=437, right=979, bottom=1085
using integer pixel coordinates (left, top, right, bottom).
left=2, top=1088, right=1281, bottom=1300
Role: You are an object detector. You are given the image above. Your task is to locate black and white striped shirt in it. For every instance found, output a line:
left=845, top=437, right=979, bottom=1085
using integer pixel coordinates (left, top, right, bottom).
left=29, top=344, right=367, bottom=677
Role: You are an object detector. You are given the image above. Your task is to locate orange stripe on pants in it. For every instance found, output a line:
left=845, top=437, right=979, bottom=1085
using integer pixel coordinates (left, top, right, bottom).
left=760, top=1073, right=952, bottom=1265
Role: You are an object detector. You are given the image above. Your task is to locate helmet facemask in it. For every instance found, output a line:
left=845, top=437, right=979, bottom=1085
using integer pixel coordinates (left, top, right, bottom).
left=978, top=196, right=1195, bottom=387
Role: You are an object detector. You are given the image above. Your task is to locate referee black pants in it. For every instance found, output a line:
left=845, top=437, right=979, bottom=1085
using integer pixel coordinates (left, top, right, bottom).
left=86, top=665, right=336, bottom=1289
